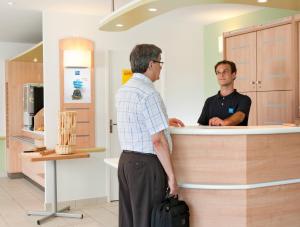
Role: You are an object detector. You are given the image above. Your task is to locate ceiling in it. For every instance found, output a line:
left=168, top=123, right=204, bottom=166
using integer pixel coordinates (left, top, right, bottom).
left=0, top=0, right=263, bottom=44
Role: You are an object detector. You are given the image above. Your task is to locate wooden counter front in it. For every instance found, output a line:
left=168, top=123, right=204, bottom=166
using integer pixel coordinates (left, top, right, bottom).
left=170, top=126, right=300, bottom=227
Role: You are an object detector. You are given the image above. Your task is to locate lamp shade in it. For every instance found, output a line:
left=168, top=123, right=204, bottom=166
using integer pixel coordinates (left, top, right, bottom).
left=64, top=50, right=91, bottom=68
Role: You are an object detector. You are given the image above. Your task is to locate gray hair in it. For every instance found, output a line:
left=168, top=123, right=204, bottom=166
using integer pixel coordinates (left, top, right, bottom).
left=130, top=44, right=162, bottom=73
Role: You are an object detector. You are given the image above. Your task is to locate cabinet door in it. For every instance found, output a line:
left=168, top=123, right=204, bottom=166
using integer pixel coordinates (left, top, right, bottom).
left=242, top=92, right=257, bottom=126
left=257, top=91, right=293, bottom=125
left=298, top=22, right=300, bottom=117
left=225, top=32, right=256, bottom=92
left=257, top=24, right=293, bottom=91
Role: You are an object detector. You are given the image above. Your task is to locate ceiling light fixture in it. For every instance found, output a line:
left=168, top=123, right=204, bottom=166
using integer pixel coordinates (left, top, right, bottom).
left=116, top=24, right=124, bottom=27
left=148, top=8, right=158, bottom=12
left=257, top=0, right=268, bottom=3
left=33, top=58, right=38, bottom=63
left=7, top=1, right=14, bottom=6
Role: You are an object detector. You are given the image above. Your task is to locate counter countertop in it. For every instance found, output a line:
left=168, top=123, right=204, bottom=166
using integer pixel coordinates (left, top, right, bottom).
left=170, top=125, right=300, bottom=135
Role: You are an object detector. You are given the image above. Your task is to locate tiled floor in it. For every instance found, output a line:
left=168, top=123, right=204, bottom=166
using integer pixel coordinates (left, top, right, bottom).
left=0, top=177, right=118, bottom=227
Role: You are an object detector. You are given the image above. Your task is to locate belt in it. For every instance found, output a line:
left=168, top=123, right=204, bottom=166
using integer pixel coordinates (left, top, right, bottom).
left=123, top=150, right=156, bottom=156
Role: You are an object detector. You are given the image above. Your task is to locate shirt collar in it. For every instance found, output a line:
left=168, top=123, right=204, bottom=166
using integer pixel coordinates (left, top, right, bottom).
left=217, top=89, right=237, bottom=99
left=133, top=73, right=153, bottom=85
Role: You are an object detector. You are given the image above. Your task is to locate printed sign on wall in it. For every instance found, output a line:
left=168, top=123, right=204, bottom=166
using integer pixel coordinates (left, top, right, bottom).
left=64, top=68, right=91, bottom=103
left=122, top=69, right=133, bottom=85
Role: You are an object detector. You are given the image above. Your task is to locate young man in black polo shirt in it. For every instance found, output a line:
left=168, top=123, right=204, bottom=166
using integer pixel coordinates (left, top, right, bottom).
left=198, top=60, right=251, bottom=126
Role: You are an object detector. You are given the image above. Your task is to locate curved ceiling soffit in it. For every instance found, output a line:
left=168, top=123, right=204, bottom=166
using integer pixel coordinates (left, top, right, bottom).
left=98, top=0, right=300, bottom=31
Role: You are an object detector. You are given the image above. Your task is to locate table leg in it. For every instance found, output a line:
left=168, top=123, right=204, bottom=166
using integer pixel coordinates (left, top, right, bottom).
left=27, top=160, right=83, bottom=225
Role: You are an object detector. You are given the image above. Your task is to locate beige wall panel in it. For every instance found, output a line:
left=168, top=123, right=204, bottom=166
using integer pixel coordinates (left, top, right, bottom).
left=225, top=32, right=256, bottom=92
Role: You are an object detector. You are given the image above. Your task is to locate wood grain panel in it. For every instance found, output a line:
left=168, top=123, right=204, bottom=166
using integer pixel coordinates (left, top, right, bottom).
left=241, top=92, right=257, bottom=125
left=21, top=152, right=44, bottom=187
left=180, top=189, right=247, bottom=227
left=257, top=24, right=293, bottom=91
left=179, top=183, right=300, bottom=227
left=76, top=122, right=90, bottom=135
left=225, top=32, right=257, bottom=92
left=76, top=135, right=91, bottom=148
left=7, top=138, right=34, bottom=173
left=247, top=184, right=300, bottom=227
left=298, top=22, right=300, bottom=117
left=171, top=134, right=247, bottom=184
left=59, top=38, right=95, bottom=148
left=257, top=90, right=293, bottom=125
left=5, top=61, right=43, bottom=138
left=247, top=133, right=300, bottom=183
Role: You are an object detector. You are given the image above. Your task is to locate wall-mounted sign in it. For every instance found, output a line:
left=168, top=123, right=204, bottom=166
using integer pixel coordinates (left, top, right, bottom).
left=122, top=69, right=133, bottom=85
left=64, top=68, right=91, bottom=103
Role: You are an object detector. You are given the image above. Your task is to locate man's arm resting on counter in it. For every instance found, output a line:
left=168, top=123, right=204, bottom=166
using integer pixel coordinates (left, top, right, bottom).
left=209, top=111, right=245, bottom=126
left=152, top=131, right=178, bottom=195
left=224, top=111, right=246, bottom=126
left=169, top=118, right=185, bottom=127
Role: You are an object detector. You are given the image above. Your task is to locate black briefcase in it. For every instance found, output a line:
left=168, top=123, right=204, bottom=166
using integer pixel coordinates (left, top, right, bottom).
left=151, top=196, right=189, bottom=227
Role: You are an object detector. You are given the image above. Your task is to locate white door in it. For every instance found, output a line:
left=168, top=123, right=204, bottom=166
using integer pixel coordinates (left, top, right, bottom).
left=107, top=50, right=165, bottom=201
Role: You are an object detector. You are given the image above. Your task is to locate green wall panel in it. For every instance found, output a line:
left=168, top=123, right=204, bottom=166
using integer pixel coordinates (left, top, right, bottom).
left=203, top=8, right=299, bottom=98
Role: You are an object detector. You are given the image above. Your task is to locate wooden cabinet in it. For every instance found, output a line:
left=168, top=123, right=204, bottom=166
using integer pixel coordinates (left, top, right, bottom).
left=224, top=17, right=296, bottom=125
left=242, top=92, right=257, bottom=125
left=257, top=24, right=293, bottom=91
left=298, top=18, right=300, bottom=117
left=225, top=32, right=256, bottom=92
left=257, top=91, right=293, bottom=125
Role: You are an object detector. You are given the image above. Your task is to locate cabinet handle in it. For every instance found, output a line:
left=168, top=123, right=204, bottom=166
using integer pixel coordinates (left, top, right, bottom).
left=257, top=80, right=262, bottom=84
left=251, top=81, right=256, bottom=85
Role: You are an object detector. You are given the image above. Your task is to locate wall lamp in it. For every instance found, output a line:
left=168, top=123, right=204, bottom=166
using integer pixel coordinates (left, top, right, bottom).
left=63, top=50, right=91, bottom=68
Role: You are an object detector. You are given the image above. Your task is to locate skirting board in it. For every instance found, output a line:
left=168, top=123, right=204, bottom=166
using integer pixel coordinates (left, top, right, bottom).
left=44, top=197, right=111, bottom=211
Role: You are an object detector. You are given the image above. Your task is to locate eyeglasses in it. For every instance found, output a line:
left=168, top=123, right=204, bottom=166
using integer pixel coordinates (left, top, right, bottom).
left=152, top=60, right=164, bottom=67
left=216, top=69, right=231, bottom=76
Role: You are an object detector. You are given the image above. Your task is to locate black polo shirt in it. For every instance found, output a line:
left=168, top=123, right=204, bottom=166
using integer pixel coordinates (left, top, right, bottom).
left=197, top=90, right=251, bottom=126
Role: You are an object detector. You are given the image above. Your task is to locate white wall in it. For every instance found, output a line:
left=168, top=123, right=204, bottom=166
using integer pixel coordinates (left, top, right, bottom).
left=0, top=42, right=35, bottom=136
left=43, top=9, right=205, bottom=202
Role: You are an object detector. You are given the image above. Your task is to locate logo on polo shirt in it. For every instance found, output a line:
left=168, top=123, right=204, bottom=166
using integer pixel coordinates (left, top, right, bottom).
left=228, top=107, right=234, bottom=114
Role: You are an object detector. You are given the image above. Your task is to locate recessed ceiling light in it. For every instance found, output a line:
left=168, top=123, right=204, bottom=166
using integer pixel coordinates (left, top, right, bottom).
left=7, top=1, right=14, bottom=6
left=148, top=8, right=158, bottom=12
left=33, top=58, right=38, bottom=63
left=257, top=0, right=268, bottom=3
left=116, top=24, right=124, bottom=27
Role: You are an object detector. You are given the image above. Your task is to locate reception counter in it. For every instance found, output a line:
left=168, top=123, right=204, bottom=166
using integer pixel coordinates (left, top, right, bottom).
left=170, top=125, right=300, bottom=227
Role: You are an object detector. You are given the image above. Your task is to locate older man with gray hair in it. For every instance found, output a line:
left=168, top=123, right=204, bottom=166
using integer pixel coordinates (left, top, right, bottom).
left=116, top=44, right=184, bottom=227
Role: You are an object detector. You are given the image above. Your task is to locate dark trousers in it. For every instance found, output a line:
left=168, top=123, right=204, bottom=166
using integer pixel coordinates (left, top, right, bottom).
left=118, top=151, right=167, bottom=227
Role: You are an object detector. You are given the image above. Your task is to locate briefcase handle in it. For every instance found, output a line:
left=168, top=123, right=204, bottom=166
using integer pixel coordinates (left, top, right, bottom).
left=165, top=187, right=178, bottom=199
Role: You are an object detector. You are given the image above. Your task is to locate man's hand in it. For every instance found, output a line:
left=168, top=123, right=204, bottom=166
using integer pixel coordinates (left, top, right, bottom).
left=209, top=117, right=225, bottom=126
left=169, top=118, right=185, bottom=127
left=168, top=177, right=179, bottom=196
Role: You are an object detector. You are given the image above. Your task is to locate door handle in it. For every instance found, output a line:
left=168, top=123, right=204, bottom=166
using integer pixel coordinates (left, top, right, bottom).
left=110, top=120, right=117, bottom=133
